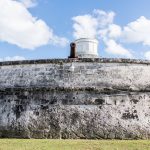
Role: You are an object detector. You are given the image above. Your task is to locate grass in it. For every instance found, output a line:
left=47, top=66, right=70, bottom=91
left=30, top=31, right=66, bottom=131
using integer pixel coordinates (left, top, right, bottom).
left=0, top=139, right=150, bottom=150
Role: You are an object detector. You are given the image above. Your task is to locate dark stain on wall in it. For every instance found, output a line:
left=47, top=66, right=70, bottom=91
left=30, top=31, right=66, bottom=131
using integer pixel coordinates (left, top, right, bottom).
left=95, top=99, right=105, bottom=105
left=122, top=110, right=138, bottom=120
left=130, top=99, right=139, bottom=104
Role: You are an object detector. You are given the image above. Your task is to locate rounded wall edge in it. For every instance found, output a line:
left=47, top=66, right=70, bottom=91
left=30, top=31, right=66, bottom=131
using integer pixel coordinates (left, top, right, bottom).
left=0, top=58, right=150, bottom=66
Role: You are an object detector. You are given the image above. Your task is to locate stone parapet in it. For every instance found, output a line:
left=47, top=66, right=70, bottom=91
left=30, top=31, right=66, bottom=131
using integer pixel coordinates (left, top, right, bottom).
left=0, top=58, right=150, bottom=139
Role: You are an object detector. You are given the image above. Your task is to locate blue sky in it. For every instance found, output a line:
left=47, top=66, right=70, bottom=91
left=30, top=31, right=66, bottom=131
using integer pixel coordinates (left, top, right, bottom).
left=1, top=0, right=150, bottom=61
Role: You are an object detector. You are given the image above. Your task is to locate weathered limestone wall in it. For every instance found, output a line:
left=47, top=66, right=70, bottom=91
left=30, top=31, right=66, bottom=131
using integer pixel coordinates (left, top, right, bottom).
left=0, top=58, right=150, bottom=139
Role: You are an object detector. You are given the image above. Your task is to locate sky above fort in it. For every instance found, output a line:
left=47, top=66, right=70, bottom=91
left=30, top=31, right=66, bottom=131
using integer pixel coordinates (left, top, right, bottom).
left=1, top=0, right=150, bottom=61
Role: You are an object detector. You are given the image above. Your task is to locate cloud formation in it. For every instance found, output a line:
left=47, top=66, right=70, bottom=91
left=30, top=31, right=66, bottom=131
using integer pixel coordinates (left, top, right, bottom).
left=104, top=39, right=132, bottom=57
left=0, top=56, right=25, bottom=62
left=144, top=51, right=150, bottom=60
left=72, top=15, right=98, bottom=39
left=0, top=0, right=68, bottom=50
left=72, top=10, right=150, bottom=59
left=72, top=10, right=115, bottom=39
left=72, top=9, right=132, bottom=58
left=19, top=0, right=37, bottom=8
left=122, top=16, right=150, bottom=46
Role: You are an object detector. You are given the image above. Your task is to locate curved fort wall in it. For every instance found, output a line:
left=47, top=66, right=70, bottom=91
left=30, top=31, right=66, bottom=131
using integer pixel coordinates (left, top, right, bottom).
left=0, top=58, right=150, bottom=139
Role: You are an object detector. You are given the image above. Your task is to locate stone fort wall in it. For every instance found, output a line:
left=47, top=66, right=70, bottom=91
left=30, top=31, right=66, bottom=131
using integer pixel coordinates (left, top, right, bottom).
left=0, top=58, right=150, bottom=139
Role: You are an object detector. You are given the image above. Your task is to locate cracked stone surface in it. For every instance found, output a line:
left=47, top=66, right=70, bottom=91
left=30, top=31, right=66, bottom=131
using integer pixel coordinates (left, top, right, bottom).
left=0, top=58, right=150, bottom=139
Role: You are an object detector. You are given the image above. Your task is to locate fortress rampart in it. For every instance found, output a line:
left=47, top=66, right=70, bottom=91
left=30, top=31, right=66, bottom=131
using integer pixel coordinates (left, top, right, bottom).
left=0, top=58, right=150, bottom=139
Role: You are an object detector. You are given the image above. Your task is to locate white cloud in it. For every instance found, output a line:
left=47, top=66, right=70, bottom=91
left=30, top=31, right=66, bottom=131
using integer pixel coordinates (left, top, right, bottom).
left=107, top=24, right=122, bottom=39
left=72, top=9, right=115, bottom=39
left=72, top=9, right=150, bottom=58
left=93, top=9, right=115, bottom=27
left=19, top=0, right=37, bottom=8
left=144, top=51, right=150, bottom=60
left=0, top=0, right=68, bottom=50
left=72, top=15, right=98, bottom=39
left=104, top=39, right=132, bottom=57
left=122, top=16, right=150, bottom=46
left=0, top=56, right=25, bottom=61
left=72, top=9, right=132, bottom=58
left=98, top=24, right=122, bottom=40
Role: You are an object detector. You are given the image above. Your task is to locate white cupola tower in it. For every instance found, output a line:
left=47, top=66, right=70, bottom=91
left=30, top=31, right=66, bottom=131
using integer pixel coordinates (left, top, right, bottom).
left=75, top=38, right=99, bottom=58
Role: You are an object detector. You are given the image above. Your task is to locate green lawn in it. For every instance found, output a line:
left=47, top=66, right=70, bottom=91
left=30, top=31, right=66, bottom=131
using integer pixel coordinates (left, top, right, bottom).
left=0, top=139, right=150, bottom=150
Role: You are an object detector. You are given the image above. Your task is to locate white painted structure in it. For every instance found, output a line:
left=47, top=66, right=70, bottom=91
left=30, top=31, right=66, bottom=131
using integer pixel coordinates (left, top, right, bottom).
left=75, top=38, right=99, bottom=58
